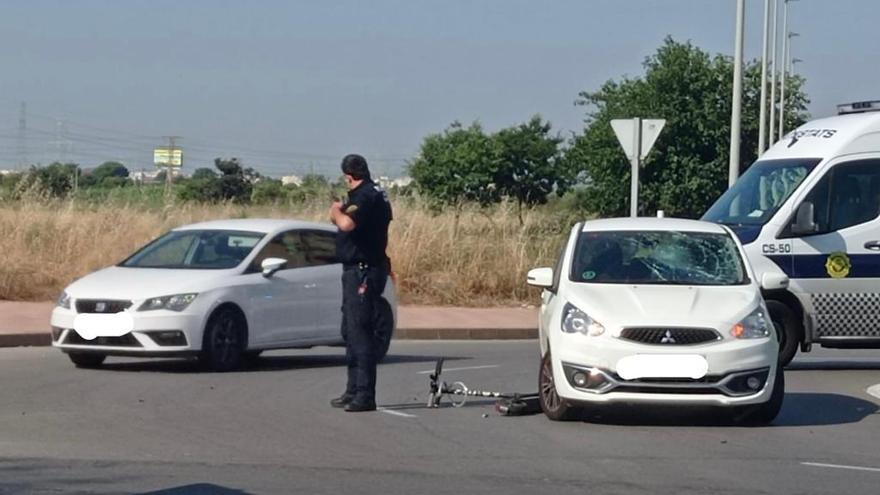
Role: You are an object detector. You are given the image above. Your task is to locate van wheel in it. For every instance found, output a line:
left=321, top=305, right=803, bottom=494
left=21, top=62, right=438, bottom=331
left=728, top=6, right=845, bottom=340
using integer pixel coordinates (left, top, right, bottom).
left=539, top=353, right=578, bottom=421
left=733, top=366, right=785, bottom=426
left=200, top=307, right=246, bottom=372
left=766, top=300, right=800, bottom=366
left=68, top=353, right=106, bottom=368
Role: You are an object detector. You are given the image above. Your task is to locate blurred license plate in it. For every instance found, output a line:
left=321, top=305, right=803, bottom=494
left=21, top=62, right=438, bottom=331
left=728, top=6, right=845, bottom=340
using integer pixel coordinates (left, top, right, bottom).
left=616, top=354, right=708, bottom=380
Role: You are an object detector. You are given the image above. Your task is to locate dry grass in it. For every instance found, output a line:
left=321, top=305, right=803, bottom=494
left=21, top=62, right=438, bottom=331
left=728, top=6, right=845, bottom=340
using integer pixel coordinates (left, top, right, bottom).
left=0, top=199, right=578, bottom=306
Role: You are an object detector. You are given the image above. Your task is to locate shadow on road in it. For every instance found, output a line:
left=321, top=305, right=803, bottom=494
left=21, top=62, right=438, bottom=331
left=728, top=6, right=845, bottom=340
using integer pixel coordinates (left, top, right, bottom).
left=786, top=360, right=880, bottom=371
left=96, top=353, right=469, bottom=374
left=139, top=483, right=252, bottom=494
left=572, top=392, right=878, bottom=427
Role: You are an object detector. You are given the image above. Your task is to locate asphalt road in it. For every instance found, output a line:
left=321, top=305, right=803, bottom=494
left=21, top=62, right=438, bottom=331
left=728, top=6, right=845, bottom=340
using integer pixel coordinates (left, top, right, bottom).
left=1, top=342, right=879, bottom=495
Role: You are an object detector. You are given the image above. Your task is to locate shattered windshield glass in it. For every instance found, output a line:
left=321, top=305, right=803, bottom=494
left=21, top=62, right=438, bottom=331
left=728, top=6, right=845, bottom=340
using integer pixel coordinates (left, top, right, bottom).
left=569, top=230, right=748, bottom=286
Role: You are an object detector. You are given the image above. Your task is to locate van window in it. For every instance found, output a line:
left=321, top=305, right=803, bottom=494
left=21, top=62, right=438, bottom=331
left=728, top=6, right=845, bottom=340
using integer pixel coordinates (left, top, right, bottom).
left=790, top=159, right=880, bottom=235
left=703, top=158, right=820, bottom=226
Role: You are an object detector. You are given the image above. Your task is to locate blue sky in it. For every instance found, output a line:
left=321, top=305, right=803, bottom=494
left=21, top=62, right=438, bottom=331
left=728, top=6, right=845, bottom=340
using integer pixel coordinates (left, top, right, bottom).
left=0, top=0, right=877, bottom=177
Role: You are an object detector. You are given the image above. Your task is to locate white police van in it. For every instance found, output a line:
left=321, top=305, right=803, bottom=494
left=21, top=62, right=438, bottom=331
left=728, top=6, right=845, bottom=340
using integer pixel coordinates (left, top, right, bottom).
left=703, top=101, right=880, bottom=365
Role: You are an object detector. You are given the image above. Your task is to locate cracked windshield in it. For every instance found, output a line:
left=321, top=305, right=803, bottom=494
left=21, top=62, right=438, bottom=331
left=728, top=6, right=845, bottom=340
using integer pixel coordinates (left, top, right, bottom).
left=572, top=231, right=746, bottom=285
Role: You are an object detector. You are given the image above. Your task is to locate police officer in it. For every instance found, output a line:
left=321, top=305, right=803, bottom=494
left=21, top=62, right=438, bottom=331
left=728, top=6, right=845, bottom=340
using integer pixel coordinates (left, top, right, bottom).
left=329, top=154, right=393, bottom=412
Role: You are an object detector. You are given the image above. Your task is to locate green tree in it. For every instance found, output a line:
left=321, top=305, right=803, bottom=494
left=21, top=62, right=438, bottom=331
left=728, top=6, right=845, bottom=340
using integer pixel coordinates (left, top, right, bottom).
left=251, top=178, right=286, bottom=204
left=85, top=161, right=129, bottom=188
left=192, top=167, right=218, bottom=180
left=493, top=115, right=567, bottom=223
left=177, top=158, right=253, bottom=203
left=29, top=162, right=80, bottom=197
left=568, top=37, right=809, bottom=218
left=409, top=122, right=501, bottom=208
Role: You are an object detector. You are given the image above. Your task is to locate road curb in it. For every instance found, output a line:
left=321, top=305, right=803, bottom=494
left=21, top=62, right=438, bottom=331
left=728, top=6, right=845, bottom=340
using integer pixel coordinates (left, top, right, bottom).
left=0, top=328, right=538, bottom=348
left=0, top=332, right=52, bottom=348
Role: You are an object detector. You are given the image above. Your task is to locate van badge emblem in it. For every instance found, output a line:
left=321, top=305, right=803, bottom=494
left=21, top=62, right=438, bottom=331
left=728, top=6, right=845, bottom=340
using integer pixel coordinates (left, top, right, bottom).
left=95, top=302, right=107, bottom=312
left=660, top=330, right=676, bottom=344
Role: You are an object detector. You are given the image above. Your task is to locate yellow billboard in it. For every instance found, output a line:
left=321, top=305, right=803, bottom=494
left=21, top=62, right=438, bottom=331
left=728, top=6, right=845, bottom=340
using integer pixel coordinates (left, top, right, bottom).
left=153, top=148, right=183, bottom=167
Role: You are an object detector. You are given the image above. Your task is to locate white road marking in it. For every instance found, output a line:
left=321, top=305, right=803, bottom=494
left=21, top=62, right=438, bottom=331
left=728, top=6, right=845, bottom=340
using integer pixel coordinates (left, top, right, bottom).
left=378, top=408, right=417, bottom=418
left=867, top=384, right=880, bottom=400
left=416, top=364, right=500, bottom=375
left=802, top=462, right=880, bottom=473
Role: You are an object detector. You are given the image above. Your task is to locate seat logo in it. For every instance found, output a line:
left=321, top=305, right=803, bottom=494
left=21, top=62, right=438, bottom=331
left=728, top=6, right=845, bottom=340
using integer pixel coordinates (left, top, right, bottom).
left=95, top=302, right=107, bottom=313
left=660, top=330, right=676, bottom=344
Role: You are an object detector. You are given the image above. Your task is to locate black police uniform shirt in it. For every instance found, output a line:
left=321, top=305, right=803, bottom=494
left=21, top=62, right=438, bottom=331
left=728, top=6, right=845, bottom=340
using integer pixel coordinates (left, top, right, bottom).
left=336, top=179, right=393, bottom=266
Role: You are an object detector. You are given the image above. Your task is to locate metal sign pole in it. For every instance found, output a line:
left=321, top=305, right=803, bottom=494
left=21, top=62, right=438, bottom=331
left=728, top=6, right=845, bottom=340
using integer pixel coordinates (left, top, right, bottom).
left=630, top=117, right=642, bottom=217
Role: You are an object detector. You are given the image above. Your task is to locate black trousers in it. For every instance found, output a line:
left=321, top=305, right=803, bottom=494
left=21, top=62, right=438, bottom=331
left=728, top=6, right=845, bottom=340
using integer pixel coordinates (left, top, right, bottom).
left=341, top=264, right=388, bottom=401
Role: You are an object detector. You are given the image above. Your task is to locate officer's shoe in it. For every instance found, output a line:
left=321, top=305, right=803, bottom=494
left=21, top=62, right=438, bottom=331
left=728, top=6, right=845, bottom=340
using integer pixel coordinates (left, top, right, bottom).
left=344, top=399, right=377, bottom=412
left=330, top=393, right=355, bottom=408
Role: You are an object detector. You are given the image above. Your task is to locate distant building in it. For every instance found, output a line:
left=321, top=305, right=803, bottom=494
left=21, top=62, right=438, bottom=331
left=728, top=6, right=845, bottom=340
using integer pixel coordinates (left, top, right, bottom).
left=376, top=176, right=413, bottom=189
left=281, top=175, right=302, bottom=187
left=132, top=168, right=183, bottom=184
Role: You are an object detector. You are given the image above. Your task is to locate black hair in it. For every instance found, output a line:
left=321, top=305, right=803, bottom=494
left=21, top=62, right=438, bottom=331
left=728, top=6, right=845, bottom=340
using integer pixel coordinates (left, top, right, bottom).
left=340, top=154, right=371, bottom=181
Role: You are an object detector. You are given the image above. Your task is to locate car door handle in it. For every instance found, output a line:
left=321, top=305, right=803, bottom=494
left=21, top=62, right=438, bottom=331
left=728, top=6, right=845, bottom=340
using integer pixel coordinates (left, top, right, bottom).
left=864, top=241, right=880, bottom=251
left=303, top=283, right=317, bottom=289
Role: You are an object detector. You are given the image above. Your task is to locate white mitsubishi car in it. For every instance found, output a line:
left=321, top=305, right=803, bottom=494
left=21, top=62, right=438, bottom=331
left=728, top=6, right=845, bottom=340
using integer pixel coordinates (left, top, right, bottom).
left=527, top=218, right=785, bottom=424
left=51, top=219, right=396, bottom=371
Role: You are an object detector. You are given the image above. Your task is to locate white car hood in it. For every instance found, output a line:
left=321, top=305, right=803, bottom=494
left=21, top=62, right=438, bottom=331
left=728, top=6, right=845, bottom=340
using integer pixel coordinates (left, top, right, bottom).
left=563, top=283, right=760, bottom=330
left=64, top=266, right=238, bottom=301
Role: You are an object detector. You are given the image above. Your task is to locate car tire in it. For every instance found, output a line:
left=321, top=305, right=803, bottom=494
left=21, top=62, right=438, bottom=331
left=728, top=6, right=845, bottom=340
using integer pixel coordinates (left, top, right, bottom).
left=68, top=352, right=106, bottom=368
left=539, top=352, right=579, bottom=421
left=766, top=300, right=800, bottom=367
left=200, top=307, right=246, bottom=372
left=734, top=366, right=785, bottom=426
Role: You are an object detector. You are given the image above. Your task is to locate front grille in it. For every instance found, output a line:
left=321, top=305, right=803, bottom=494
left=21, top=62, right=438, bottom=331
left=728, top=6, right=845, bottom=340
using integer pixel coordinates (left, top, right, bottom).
left=620, top=327, right=721, bottom=345
left=75, top=299, right=132, bottom=314
left=614, top=385, right=719, bottom=395
left=64, top=330, right=141, bottom=347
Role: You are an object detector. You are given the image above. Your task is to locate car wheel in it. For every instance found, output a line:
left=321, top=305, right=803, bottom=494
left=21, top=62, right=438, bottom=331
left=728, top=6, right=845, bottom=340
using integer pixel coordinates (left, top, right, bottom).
left=539, top=352, right=578, bottom=421
left=200, top=307, right=246, bottom=372
left=734, top=366, right=785, bottom=426
left=374, top=297, right=395, bottom=361
left=68, top=352, right=106, bottom=368
left=766, top=300, right=800, bottom=367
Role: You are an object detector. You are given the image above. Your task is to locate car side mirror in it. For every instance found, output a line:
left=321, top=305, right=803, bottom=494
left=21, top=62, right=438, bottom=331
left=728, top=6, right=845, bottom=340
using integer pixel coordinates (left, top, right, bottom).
left=760, top=272, right=789, bottom=291
left=261, top=257, right=287, bottom=278
left=527, top=267, right=554, bottom=288
left=790, top=201, right=818, bottom=235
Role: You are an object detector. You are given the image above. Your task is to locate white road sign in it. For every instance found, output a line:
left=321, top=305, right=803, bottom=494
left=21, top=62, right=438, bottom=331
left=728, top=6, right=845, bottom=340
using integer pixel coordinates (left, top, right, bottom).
left=611, top=118, right=666, bottom=161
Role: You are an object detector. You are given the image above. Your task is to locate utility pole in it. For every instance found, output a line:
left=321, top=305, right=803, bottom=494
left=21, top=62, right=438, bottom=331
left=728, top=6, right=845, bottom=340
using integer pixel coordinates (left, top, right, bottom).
left=163, top=136, right=181, bottom=197
left=778, top=0, right=794, bottom=141
left=758, top=0, right=771, bottom=156
left=728, top=0, right=745, bottom=187
left=768, top=0, right=778, bottom=146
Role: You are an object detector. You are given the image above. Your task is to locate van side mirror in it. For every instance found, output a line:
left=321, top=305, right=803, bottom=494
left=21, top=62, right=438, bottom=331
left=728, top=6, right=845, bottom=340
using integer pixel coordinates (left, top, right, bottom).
left=790, top=201, right=818, bottom=235
left=261, top=257, right=287, bottom=278
left=760, top=272, right=789, bottom=291
left=526, top=267, right=554, bottom=288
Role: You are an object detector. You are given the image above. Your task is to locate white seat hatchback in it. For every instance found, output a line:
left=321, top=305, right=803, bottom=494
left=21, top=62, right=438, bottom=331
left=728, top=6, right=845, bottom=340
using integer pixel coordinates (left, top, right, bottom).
left=527, top=218, right=785, bottom=424
left=51, top=218, right=397, bottom=371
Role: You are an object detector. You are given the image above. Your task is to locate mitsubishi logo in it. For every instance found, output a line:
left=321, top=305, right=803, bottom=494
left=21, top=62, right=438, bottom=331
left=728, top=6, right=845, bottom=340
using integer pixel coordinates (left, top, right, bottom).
left=95, top=302, right=107, bottom=313
left=660, top=330, right=676, bottom=344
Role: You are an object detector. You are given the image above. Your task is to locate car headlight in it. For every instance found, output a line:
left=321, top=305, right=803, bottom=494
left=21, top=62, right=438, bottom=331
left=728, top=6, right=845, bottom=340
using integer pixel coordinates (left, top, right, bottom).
left=138, top=293, right=198, bottom=312
left=561, top=302, right=605, bottom=336
left=57, top=291, right=71, bottom=310
left=731, top=305, right=771, bottom=339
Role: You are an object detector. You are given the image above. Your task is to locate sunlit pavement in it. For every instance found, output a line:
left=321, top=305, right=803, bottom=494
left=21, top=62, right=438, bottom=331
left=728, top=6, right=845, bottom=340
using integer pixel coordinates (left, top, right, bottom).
left=1, top=342, right=878, bottom=494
